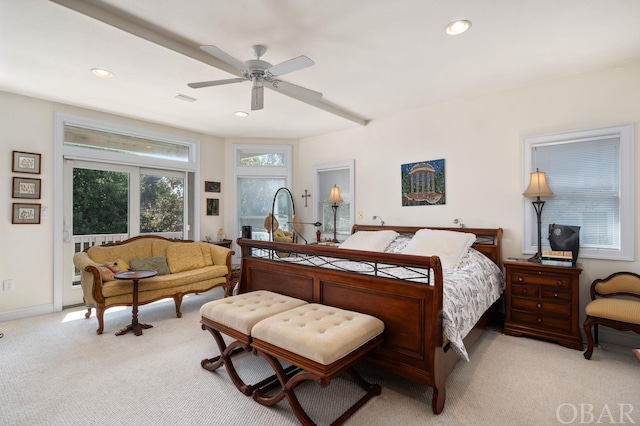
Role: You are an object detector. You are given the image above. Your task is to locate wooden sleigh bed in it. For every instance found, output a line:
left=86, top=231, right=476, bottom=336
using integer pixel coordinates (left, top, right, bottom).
left=236, top=224, right=503, bottom=414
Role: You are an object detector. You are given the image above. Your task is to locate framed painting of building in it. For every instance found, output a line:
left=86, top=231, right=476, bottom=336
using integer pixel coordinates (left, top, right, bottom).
left=401, top=159, right=446, bottom=206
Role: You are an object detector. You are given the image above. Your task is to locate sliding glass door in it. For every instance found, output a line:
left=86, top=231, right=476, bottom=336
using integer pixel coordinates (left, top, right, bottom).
left=63, top=160, right=186, bottom=307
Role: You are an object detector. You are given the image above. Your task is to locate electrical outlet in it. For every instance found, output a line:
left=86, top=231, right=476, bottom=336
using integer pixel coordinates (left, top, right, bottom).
left=357, top=211, right=363, bottom=220
left=3, top=279, right=15, bottom=291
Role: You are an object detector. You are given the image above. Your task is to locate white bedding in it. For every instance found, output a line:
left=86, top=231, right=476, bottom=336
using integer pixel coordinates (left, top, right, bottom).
left=271, top=247, right=504, bottom=361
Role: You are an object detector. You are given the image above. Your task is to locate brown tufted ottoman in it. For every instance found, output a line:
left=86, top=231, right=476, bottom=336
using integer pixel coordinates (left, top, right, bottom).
left=250, top=303, right=384, bottom=426
left=200, top=290, right=308, bottom=395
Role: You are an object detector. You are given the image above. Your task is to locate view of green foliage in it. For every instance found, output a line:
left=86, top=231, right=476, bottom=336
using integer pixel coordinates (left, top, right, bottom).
left=73, top=169, right=128, bottom=234
left=73, top=169, right=184, bottom=235
left=140, top=174, right=183, bottom=233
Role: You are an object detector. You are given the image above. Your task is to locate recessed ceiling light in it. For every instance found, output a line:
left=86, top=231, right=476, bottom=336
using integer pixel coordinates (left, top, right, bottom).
left=234, top=111, right=249, bottom=117
left=91, top=68, right=113, bottom=78
left=446, top=20, right=471, bottom=35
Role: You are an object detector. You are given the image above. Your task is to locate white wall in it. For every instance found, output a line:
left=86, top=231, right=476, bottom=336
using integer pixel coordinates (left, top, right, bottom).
left=294, top=60, right=640, bottom=347
left=0, top=91, right=225, bottom=318
left=2, top=59, right=640, bottom=347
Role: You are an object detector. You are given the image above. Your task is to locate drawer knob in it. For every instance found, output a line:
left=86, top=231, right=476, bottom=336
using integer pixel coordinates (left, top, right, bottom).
left=556, top=281, right=562, bottom=287
left=537, top=317, right=542, bottom=323
left=518, top=277, right=523, bottom=282
left=537, top=303, right=542, bottom=309
left=522, top=289, right=527, bottom=294
left=554, top=293, right=558, bottom=298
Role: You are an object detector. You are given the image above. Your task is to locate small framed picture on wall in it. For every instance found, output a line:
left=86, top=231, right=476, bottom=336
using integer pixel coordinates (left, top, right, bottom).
left=205, top=181, right=221, bottom=192
left=206, top=198, right=219, bottom=216
left=12, top=151, right=42, bottom=174
left=12, top=203, right=41, bottom=224
left=13, top=177, right=41, bottom=199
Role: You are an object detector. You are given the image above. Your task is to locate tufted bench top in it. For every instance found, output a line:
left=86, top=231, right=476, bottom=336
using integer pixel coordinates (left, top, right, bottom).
left=251, top=303, right=385, bottom=365
left=200, top=290, right=308, bottom=335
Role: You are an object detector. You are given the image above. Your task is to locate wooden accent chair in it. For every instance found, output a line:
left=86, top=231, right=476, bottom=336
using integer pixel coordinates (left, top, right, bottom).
left=583, top=272, right=640, bottom=359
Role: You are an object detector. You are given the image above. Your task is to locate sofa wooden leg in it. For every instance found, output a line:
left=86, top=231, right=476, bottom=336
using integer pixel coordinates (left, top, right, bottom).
left=84, top=307, right=92, bottom=319
left=174, top=293, right=184, bottom=318
left=95, top=307, right=105, bottom=335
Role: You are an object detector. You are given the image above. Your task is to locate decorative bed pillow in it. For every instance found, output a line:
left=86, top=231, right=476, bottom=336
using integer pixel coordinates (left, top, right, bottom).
left=129, top=256, right=170, bottom=276
left=339, top=230, right=399, bottom=252
left=401, top=229, right=476, bottom=270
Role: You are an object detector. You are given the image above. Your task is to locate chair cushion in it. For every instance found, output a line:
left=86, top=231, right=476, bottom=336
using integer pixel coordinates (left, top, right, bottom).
left=251, top=303, right=384, bottom=365
left=586, top=298, right=640, bottom=324
left=200, top=290, right=308, bottom=335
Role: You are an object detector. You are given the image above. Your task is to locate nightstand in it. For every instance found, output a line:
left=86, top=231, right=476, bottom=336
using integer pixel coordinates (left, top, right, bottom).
left=503, top=259, right=583, bottom=350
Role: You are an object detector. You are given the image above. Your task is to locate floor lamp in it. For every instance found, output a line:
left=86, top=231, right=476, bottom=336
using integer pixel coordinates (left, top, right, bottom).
left=523, top=168, right=553, bottom=261
left=327, top=185, right=343, bottom=243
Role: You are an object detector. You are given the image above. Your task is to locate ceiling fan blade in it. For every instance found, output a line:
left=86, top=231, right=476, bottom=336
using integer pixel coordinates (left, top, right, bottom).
left=270, top=80, right=322, bottom=102
left=266, top=56, right=314, bottom=77
left=200, top=45, right=246, bottom=72
left=251, top=85, right=264, bottom=110
left=188, top=78, right=246, bottom=89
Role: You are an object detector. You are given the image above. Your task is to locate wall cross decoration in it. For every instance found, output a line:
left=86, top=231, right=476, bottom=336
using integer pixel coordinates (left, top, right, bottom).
left=301, top=189, right=311, bottom=207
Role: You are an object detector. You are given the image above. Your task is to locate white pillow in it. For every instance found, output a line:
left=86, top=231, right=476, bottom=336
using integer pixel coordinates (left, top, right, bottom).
left=339, top=230, right=399, bottom=252
left=401, top=229, right=476, bottom=270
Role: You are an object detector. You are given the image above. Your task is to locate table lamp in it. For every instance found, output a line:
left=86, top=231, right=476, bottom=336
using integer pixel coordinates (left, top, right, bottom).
left=523, top=168, right=553, bottom=261
left=327, top=185, right=343, bottom=243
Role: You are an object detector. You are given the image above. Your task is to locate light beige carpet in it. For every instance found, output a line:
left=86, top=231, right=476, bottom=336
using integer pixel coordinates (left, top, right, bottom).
left=1, top=287, right=638, bottom=425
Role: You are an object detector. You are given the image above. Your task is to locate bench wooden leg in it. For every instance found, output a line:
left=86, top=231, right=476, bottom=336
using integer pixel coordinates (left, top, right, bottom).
left=252, top=348, right=381, bottom=426
left=201, top=323, right=257, bottom=395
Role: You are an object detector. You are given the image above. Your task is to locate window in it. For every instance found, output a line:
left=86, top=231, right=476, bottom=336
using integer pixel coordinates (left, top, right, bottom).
left=523, top=124, right=634, bottom=261
left=234, top=145, right=292, bottom=246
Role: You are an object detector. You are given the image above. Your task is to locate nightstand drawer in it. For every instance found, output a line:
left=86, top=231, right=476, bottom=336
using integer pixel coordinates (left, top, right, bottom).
left=540, top=289, right=571, bottom=302
left=510, top=283, right=539, bottom=298
left=510, top=272, right=570, bottom=289
left=511, top=311, right=572, bottom=333
left=511, top=297, right=571, bottom=316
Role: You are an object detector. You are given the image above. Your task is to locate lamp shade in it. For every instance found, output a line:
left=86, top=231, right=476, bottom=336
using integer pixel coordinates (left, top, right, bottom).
left=523, top=169, right=553, bottom=198
left=327, top=185, right=343, bottom=205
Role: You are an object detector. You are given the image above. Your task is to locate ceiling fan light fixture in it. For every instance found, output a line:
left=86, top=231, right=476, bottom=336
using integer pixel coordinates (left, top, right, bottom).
left=446, top=20, right=472, bottom=35
left=91, top=68, right=113, bottom=78
left=234, top=111, right=249, bottom=117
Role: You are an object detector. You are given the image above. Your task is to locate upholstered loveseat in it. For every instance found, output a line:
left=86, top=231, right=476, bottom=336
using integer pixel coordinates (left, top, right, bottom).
left=73, top=235, right=233, bottom=334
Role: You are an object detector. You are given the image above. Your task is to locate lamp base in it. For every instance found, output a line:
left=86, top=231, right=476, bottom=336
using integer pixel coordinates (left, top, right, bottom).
left=527, top=254, right=542, bottom=263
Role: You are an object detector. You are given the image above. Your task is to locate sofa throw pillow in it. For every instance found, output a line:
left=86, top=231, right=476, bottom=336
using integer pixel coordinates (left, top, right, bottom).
left=98, top=264, right=115, bottom=281
left=166, top=243, right=206, bottom=273
left=98, top=260, right=129, bottom=281
left=339, top=230, right=399, bottom=252
left=401, top=229, right=476, bottom=270
left=114, top=258, right=130, bottom=271
left=129, top=256, right=170, bottom=276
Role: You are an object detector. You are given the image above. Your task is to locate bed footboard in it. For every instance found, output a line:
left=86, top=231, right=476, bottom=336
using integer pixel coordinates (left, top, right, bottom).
left=237, top=238, right=448, bottom=413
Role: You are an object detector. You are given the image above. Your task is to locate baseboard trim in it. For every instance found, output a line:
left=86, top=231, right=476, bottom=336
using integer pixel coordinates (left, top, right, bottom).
left=594, top=329, right=640, bottom=348
left=0, top=304, right=54, bottom=323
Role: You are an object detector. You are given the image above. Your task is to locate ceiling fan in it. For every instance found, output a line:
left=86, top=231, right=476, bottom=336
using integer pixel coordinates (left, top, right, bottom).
left=188, top=44, right=322, bottom=111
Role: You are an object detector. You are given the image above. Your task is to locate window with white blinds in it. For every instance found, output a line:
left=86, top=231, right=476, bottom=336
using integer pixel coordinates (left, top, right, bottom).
left=523, top=124, right=634, bottom=261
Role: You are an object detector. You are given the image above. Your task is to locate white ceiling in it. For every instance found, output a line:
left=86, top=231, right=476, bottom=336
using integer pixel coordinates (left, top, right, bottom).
left=2, top=0, right=640, bottom=139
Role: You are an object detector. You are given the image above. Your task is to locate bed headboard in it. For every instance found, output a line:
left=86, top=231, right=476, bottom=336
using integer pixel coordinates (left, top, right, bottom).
left=351, top=224, right=503, bottom=267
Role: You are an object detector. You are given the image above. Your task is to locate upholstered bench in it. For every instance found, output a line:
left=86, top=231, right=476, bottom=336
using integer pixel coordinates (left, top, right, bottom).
left=200, top=290, right=308, bottom=395
left=250, top=303, right=384, bottom=426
